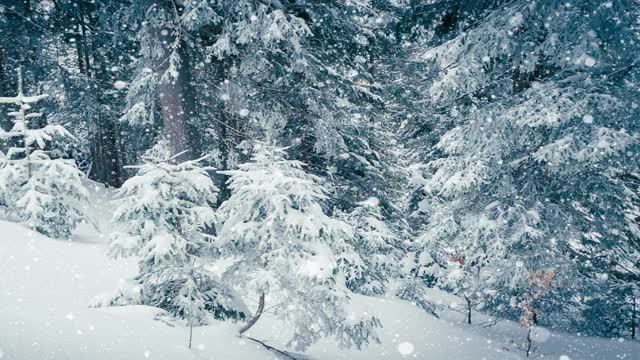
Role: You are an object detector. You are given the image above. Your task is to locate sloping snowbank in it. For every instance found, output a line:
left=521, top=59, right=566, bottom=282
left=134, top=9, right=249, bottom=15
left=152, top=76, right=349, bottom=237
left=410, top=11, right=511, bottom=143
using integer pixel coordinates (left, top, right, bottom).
left=0, top=183, right=637, bottom=359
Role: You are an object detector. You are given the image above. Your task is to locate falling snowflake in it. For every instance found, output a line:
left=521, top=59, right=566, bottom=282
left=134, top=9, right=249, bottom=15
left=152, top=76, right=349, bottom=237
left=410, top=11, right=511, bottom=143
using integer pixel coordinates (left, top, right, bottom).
left=584, top=56, right=596, bottom=67
left=397, top=342, right=415, bottom=356
left=532, top=326, right=551, bottom=342
left=114, top=81, right=127, bottom=90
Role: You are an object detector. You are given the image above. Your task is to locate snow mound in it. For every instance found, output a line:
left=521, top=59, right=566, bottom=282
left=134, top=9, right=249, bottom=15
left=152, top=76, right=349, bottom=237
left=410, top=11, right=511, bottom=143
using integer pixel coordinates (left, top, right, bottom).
left=0, top=217, right=637, bottom=359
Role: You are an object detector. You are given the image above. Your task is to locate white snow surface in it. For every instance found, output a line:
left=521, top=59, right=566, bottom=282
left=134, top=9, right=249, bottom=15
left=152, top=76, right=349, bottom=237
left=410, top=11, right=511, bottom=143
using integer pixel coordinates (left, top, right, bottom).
left=0, top=183, right=638, bottom=360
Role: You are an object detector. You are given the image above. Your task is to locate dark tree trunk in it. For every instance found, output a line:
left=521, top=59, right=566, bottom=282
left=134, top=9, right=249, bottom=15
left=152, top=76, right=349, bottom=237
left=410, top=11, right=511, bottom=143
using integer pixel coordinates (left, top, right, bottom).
left=0, top=47, right=9, bottom=154
left=203, top=57, right=242, bottom=204
left=632, top=298, right=636, bottom=340
left=88, top=118, right=122, bottom=187
left=0, top=47, right=5, bottom=97
left=78, top=2, right=91, bottom=77
left=75, top=0, right=122, bottom=186
left=525, top=326, right=532, bottom=357
left=464, top=295, right=472, bottom=325
left=216, top=108, right=231, bottom=203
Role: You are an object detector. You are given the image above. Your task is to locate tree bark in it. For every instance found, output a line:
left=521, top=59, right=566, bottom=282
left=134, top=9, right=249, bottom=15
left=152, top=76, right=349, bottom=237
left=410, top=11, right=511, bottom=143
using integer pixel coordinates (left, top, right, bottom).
left=152, top=4, right=193, bottom=162
left=464, top=295, right=472, bottom=325
left=158, top=74, right=191, bottom=162
left=239, top=292, right=265, bottom=335
left=0, top=47, right=5, bottom=98
left=245, top=336, right=297, bottom=360
left=632, top=297, right=636, bottom=340
left=188, top=287, right=194, bottom=349
left=525, top=326, right=532, bottom=358
left=78, top=0, right=122, bottom=186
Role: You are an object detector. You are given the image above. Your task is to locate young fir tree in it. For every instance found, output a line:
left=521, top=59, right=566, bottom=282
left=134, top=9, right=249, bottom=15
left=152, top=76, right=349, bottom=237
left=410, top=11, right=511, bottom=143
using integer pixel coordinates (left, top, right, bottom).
left=0, top=68, right=89, bottom=239
left=107, top=141, right=244, bottom=324
left=394, top=245, right=442, bottom=318
left=215, top=143, right=380, bottom=351
left=341, top=197, right=399, bottom=296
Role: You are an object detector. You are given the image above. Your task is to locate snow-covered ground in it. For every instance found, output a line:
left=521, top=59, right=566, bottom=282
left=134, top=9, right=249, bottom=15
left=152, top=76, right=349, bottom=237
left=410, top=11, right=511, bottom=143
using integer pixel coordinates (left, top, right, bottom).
left=0, top=184, right=638, bottom=360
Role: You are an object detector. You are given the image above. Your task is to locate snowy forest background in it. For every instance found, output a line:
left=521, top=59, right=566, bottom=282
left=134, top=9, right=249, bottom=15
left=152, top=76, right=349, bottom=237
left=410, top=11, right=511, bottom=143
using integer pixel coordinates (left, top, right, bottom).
left=0, top=0, right=639, bottom=359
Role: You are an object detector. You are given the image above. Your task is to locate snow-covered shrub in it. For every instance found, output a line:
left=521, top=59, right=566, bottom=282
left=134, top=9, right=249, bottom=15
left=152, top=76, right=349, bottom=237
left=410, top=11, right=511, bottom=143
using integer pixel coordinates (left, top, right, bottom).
left=16, top=151, right=89, bottom=239
left=216, top=143, right=380, bottom=351
left=341, top=197, right=400, bottom=295
left=108, top=141, right=244, bottom=324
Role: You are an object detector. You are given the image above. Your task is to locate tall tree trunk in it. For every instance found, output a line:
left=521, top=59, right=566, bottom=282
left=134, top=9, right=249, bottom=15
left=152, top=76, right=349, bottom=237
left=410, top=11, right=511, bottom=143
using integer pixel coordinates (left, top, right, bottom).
left=152, top=4, right=193, bottom=162
left=0, top=47, right=5, bottom=98
left=158, top=66, right=191, bottom=162
left=74, top=33, right=85, bottom=74
left=76, top=0, right=122, bottom=186
left=88, top=117, right=122, bottom=187
left=78, top=2, right=91, bottom=77
left=216, top=108, right=231, bottom=203
left=0, top=46, right=8, bottom=152
left=203, top=57, right=239, bottom=204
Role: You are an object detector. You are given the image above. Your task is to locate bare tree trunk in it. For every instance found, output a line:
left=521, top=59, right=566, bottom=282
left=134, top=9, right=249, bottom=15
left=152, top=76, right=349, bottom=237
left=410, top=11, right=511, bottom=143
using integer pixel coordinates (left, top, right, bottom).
left=188, top=292, right=194, bottom=349
left=464, top=295, right=472, bottom=325
left=525, top=326, right=532, bottom=357
left=632, top=297, right=636, bottom=340
left=152, top=4, right=193, bottom=162
left=66, top=0, right=121, bottom=186
left=158, top=76, right=191, bottom=161
left=0, top=46, right=7, bottom=153
left=239, top=292, right=265, bottom=335
left=89, top=59, right=122, bottom=186
left=75, top=35, right=85, bottom=73
left=0, top=47, right=5, bottom=97
left=245, top=336, right=297, bottom=360
left=78, top=1, right=91, bottom=77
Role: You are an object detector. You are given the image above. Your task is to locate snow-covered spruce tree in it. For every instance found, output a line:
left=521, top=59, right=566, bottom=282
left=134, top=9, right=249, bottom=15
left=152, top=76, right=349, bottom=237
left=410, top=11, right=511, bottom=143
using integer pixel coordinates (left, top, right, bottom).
left=216, top=143, right=380, bottom=351
left=583, top=172, right=640, bottom=339
left=341, top=197, right=400, bottom=296
left=107, top=141, right=244, bottom=324
left=393, top=236, right=443, bottom=317
left=404, top=0, right=640, bottom=332
left=0, top=68, right=89, bottom=239
left=15, top=151, right=90, bottom=240
left=615, top=172, right=640, bottom=339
